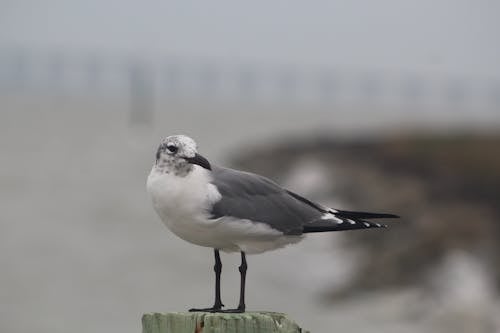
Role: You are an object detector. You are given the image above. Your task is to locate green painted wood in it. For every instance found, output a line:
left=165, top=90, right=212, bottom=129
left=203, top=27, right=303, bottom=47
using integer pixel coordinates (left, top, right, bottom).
left=142, top=312, right=309, bottom=333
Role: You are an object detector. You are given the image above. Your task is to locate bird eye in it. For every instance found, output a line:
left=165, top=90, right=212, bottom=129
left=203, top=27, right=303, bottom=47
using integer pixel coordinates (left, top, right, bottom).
left=166, top=145, right=178, bottom=153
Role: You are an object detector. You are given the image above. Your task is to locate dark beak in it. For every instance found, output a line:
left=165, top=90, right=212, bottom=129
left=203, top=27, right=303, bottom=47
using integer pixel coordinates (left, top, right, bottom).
left=185, top=153, right=212, bottom=170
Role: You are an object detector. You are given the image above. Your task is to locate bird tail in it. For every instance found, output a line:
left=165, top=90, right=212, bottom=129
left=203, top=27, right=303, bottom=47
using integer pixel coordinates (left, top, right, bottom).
left=302, top=209, right=399, bottom=233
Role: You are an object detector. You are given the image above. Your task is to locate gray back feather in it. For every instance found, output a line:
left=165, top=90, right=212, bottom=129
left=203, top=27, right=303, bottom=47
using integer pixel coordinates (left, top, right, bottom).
left=209, top=166, right=324, bottom=235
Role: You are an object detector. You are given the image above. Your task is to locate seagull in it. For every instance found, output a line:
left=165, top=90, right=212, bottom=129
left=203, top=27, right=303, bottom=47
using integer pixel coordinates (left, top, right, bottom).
left=147, top=134, right=398, bottom=313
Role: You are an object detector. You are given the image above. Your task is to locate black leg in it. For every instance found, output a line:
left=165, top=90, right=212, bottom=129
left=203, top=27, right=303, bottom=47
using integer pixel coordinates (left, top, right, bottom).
left=220, top=251, right=247, bottom=313
left=213, top=249, right=223, bottom=308
left=238, top=252, right=247, bottom=311
left=189, top=249, right=224, bottom=312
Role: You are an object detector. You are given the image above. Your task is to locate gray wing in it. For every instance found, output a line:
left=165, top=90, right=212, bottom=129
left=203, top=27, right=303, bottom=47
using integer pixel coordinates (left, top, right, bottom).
left=209, top=166, right=325, bottom=235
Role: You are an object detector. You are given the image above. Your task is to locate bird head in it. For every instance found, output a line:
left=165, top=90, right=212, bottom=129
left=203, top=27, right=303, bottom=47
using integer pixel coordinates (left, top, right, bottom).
left=155, top=135, right=211, bottom=175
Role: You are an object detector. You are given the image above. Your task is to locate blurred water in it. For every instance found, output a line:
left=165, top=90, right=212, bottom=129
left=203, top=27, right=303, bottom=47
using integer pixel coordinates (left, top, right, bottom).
left=1, top=95, right=499, bottom=333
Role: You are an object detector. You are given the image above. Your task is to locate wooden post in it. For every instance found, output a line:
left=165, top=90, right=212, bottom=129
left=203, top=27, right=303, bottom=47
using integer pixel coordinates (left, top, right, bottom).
left=142, top=312, right=309, bottom=333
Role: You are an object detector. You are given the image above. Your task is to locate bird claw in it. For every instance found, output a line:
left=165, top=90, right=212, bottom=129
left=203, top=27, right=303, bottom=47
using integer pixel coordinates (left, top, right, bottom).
left=188, top=304, right=245, bottom=313
left=189, top=304, right=224, bottom=312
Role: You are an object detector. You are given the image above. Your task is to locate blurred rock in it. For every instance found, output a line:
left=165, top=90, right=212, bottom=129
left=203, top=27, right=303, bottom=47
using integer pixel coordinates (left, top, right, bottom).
left=230, top=133, right=500, bottom=331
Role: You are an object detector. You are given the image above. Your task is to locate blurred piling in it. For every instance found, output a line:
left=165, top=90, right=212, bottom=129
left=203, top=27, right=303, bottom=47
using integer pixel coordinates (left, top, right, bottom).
left=142, top=312, right=309, bottom=333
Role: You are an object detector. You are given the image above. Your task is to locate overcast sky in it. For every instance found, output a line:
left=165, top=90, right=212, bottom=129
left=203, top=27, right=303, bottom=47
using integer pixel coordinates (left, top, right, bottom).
left=2, top=0, right=499, bottom=78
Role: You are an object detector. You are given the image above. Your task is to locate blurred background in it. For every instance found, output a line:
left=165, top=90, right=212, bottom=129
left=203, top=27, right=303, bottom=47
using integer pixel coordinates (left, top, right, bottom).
left=1, top=1, right=500, bottom=332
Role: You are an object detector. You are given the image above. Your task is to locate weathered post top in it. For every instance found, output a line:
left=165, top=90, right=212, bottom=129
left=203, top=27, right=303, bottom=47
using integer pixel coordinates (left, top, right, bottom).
left=142, top=312, right=309, bottom=333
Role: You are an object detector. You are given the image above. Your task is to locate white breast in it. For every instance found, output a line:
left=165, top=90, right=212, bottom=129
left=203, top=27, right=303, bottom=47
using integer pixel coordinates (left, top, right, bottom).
left=146, top=165, right=223, bottom=246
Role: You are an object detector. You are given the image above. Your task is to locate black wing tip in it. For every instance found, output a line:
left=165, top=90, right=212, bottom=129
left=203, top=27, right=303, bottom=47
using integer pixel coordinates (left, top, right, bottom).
left=377, top=213, right=399, bottom=219
left=383, top=213, right=400, bottom=218
left=334, top=209, right=400, bottom=219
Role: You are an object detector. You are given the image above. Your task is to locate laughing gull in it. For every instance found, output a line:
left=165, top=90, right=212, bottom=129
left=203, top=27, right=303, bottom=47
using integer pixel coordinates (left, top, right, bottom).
left=147, top=134, right=398, bottom=313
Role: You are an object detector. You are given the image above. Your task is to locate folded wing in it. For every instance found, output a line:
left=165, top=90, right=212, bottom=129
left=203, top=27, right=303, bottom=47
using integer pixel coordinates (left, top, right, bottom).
left=210, top=166, right=398, bottom=235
